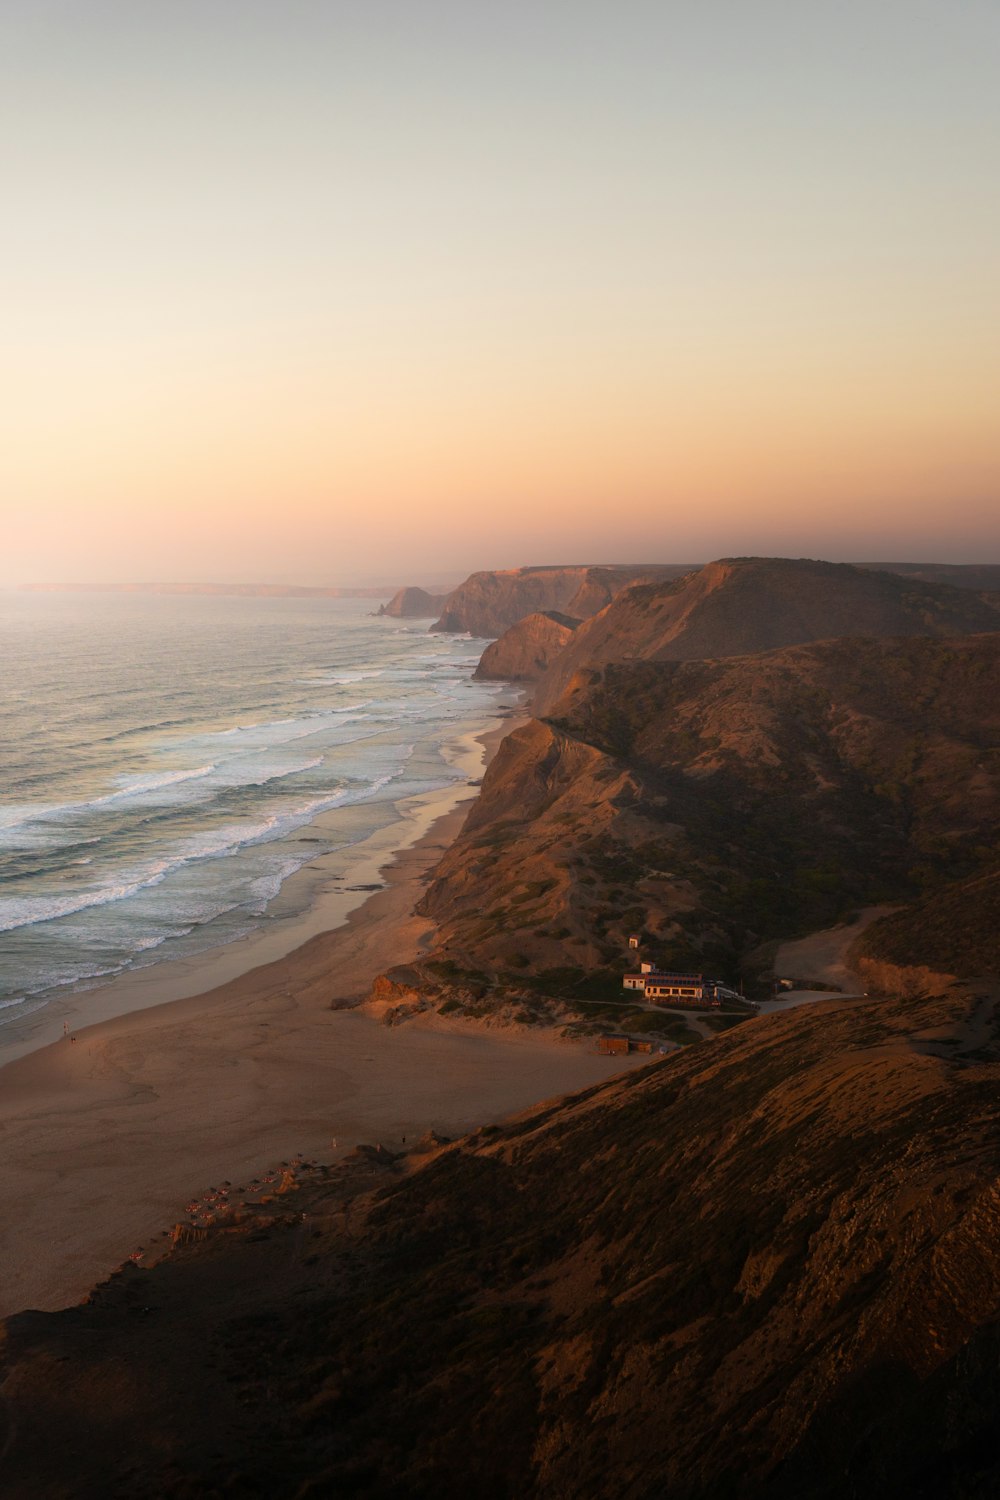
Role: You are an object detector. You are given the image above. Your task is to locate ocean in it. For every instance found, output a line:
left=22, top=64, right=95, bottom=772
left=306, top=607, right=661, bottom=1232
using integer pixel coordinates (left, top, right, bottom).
left=0, top=591, right=503, bottom=1032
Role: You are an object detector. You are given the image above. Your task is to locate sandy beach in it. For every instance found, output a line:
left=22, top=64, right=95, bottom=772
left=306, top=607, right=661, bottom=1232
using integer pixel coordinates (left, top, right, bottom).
left=0, top=716, right=645, bottom=1318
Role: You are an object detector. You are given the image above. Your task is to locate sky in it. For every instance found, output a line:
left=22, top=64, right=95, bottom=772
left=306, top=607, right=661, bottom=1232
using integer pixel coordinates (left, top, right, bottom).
left=2, top=0, right=998, bottom=584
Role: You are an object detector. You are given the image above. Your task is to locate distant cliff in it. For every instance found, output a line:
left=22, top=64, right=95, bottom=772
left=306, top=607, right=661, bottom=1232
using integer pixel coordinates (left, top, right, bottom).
left=474, top=610, right=579, bottom=681
left=377, top=586, right=449, bottom=618
left=532, top=556, right=1000, bottom=715
left=430, top=563, right=697, bottom=636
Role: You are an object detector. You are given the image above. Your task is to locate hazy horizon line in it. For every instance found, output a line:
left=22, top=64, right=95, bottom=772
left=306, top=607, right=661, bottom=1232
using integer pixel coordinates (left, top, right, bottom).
left=6, top=554, right=1000, bottom=594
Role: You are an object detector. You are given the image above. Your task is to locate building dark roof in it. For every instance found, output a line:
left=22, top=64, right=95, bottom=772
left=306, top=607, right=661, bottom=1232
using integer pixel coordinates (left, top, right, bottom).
left=642, top=971, right=705, bottom=984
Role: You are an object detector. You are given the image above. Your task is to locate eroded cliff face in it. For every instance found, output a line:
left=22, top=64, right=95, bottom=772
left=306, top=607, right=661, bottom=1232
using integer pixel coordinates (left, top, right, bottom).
left=431, top=563, right=694, bottom=636
left=532, top=557, right=1000, bottom=716
left=377, top=586, right=449, bottom=618
left=4, top=987, right=1000, bottom=1499
left=473, top=611, right=579, bottom=681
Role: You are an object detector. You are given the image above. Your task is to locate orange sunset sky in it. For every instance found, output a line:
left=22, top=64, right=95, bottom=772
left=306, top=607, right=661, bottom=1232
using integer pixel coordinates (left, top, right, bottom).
left=3, top=0, right=998, bottom=584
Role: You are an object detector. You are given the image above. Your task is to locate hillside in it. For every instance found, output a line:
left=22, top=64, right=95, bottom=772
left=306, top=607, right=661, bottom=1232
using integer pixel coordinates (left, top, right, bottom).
left=854, top=867, right=1000, bottom=989
left=3, top=985, right=1000, bottom=1498
left=864, top=562, right=1000, bottom=592
left=430, top=564, right=696, bottom=636
left=532, top=557, right=1000, bottom=716
left=474, top=610, right=580, bottom=682
left=382, top=632, right=1000, bottom=1021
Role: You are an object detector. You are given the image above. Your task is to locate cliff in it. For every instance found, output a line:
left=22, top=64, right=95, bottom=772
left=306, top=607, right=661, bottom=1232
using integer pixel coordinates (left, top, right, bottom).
left=377, top=586, right=449, bottom=618
left=430, top=563, right=696, bottom=636
left=3, top=985, right=1000, bottom=1498
left=406, top=632, right=1000, bottom=1015
left=532, top=557, right=1000, bottom=716
left=474, top=610, right=579, bottom=681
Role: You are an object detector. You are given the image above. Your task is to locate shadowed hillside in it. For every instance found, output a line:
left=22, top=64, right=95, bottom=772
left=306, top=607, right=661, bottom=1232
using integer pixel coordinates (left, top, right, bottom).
left=854, top=867, right=1000, bottom=989
left=532, top=557, right=1000, bottom=715
left=393, top=633, right=1000, bottom=1020
left=3, top=987, right=1000, bottom=1498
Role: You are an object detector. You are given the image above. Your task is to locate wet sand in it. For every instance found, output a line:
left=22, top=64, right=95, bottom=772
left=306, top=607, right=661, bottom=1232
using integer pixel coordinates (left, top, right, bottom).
left=0, top=717, right=646, bottom=1318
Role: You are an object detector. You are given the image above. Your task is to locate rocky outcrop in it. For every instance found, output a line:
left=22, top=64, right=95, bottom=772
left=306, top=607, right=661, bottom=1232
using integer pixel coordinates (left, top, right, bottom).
left=533, top=556, right=1000, bottom=715
left=430, top=563, right=696, bottom=636
left=377, top=586, right=449, bottom=618
left=4, top=986, right=1000, bottom=1498
left=473, top=610, right=579, bottom=681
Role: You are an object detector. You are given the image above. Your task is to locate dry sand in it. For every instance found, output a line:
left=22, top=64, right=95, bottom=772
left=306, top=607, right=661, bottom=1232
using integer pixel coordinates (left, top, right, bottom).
left=0, top=719, right=645, bottom=1318
left=758, top=905, right=893, bottom=1013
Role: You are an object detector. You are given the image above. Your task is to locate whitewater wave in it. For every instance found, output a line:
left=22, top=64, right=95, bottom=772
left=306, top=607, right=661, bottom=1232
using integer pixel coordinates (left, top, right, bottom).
left=319, top=670, right=385, bottom=685
left=175, top=708, right=372, bottom=756
left=131, top=928, right=192, bottom=954
left=0, top=598, right=508, bottom=1024
left=0, top=754, right=336, bottom=847
left=0, top=769, right=402, bottom=937
left=0, top=764, right=217, bottom=835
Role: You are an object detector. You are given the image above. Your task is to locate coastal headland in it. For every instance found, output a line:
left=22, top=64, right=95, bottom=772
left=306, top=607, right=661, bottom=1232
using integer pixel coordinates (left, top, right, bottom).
left=2, top=556, right=1000, bottom=1498
left=5, top=555, right=1000, bottom=1320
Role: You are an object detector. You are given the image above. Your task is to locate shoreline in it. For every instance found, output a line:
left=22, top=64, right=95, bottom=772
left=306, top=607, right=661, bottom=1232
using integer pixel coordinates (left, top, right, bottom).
left=0, top=714, right=510, bottom=1069
left=0, top=701, right=650, bottom=1318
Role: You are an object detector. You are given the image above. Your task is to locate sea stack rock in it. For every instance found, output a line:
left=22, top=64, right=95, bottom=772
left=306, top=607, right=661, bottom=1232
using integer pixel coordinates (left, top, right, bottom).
left=378, top=586, right=450, bottom=618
